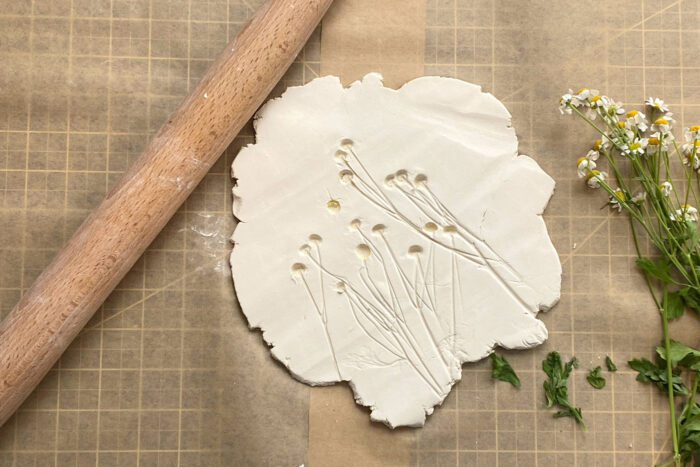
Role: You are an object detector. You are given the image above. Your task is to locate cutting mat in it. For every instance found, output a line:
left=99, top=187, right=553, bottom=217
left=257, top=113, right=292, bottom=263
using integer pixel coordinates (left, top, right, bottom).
left=1, top=0, right=699, bottom=465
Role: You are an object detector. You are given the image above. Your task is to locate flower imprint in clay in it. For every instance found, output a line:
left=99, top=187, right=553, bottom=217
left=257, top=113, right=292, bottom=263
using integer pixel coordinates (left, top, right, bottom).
left=231, top=73, right=561, bottom=428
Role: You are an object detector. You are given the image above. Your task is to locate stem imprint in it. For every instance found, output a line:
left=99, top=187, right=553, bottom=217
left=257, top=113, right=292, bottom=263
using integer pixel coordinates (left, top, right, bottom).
left=290, top=140, right=541, bottom=394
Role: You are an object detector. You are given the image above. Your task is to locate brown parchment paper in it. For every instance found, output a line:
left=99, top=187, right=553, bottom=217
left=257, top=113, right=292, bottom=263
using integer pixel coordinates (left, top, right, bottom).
left=2, top=0, right=700, bottom=466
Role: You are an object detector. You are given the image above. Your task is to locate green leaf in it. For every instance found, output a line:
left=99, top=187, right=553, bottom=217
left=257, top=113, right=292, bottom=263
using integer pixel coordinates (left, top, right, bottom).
left=541, top=351, right=585, bottom=429
left=605, top=356, right=617, bottom=372
left=628, top=357, right=689, bottom=395
left=635, top=257, right=673, bottom=283
left=656, top=340, right=700, bottom=371
left=663, top=290, right=685, bottom=320
left=678, top=400, right=700, bottom=464
left=490, top=353, right=521, bottom=388
left=542, top=351, right=560, bottom=379
left=679, top=287, right=700, bottom=316
left=564, top=356, right=579, bottom=377
left=553, top=410, right=574, bottom=419
left=586, top=366, right=606, bottom=389
left=684, top=220, right=700, bottom=247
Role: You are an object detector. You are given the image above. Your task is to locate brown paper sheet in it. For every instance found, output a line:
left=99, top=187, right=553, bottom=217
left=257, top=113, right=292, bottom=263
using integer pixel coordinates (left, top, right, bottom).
left=2, top=0, right=700, bottom=466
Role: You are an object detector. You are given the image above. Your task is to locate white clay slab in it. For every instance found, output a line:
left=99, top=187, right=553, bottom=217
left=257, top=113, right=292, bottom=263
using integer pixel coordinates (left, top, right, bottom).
left=231, top=73, right=561, bottom=428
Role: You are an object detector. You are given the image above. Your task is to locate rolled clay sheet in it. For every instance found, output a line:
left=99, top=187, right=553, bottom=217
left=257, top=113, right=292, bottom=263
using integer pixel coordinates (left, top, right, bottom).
left=231, top=73, right=561, bottom=428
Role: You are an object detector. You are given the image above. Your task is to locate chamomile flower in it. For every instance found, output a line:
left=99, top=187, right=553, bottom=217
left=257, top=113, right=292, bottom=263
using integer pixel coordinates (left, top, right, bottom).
left=631, top=192, right=647, bottom=205
left=593, top=133, right=613, bottom=151
left=605, top=101, right=625, bottom=116
left=645, top=97, right=669, bottom=113
left=659, top=181, right=673, bottom=197
left=589, top=95, right=609, bottom=110
left=671, top=204, right=698, bottom=222
left=607, top=130, right=634, bottom=151
left=685, top=125, right=700, bottom=142
left=576, top=88, right=599, bottom=102
left=651, top=114, right=674, bottom=135
left=585, top=170, right=607, bottom=188
left=621, top=138, right=648, bottom=158
left=645, top=133, right=665, bottom=155
left=559, top=91, right=576, bottom=114
left=575, top=89, right=600, bottom=118
left=609, top=188, right=626, bottom=212
left=682, top=141, right=700, bottom=170
left=576, top=150, right=599, bottom=178
left=682, top=140, right=700, bottom=154
left=685, top=154, right=700, bottom=171
left=624, top=110, right=648, bottom=132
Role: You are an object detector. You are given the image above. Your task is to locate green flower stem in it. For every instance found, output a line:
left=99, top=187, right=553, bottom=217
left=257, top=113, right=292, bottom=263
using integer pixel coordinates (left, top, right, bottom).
left=599, top=146, right=630, bottom=193
left=565, top=95, right=700, bottom=467
left=688, top=373, right=699, bottom=416
left=661, top=149, right=685, bottom=212
left=629, top=219, right=662, bottom=308
left=569, top=105, right=624, bottom=150
left=594, top=183, right=692, bottom=287
left=661, top=285, right=681, bottom=466
left=672, top=139, right=700, bottom=205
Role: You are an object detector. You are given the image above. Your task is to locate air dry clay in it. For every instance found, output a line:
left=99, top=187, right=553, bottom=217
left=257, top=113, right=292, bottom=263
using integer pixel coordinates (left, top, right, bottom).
left=231, top=73, right=561, bottom=428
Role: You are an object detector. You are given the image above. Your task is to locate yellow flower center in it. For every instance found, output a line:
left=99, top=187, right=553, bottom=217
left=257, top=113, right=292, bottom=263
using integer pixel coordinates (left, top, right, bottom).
left=690, top=125, right=700, bottom=132
left=591, top=95, right=601, bottom=103
left=654, top=118, right=668, bottom=125
left=649, top=137, right=660, bottom=145
left=617, top=121, right=626, bottom=128
left=423, top=222, right=438, bottom=233
left=626, top=110, right=638, bottom=118
left=585, top=170, right=601, bottom=181
left=682, top=204, right=692, bottom=210
left=614, top=189, right=625, bottom=201
left=326, top=200, right=341, bottom=214
left=593, top=139, right=602, bottom=150
left=629, top=142, right=641, bottom=150
left=577, top=157, right=587, bottom=166
left=577, top=88, right=588, bottom=94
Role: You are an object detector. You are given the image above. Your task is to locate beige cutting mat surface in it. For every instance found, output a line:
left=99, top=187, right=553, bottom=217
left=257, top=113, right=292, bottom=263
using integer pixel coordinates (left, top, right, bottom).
left=1, top=0, right=700, bottom=466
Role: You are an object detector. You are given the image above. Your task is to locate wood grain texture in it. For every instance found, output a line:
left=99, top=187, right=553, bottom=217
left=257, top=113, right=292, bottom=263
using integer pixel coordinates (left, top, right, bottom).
left=0, top=0, right=333, bottom=427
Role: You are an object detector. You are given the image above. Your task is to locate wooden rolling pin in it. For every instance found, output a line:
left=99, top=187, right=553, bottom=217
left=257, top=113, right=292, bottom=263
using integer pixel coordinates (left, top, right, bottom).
left=0, top=0, right=334, bottom=427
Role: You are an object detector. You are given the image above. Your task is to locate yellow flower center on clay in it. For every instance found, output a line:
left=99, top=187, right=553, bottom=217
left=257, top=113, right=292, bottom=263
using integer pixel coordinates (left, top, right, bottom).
left=655, top=118, right=668, bottom=125
left=614, top=189, right=625, bottom=201
left=617, top=121, right=626, bottom=128
left=577, top=157, right=587, bottom=167
left=577, top=88, right=588, bottom=94
left=593, top=139, right=602, bottom=150
left=649, top=137, right=660, bottom=145
left=691, top=126, right=700, bottom=132
left=423, top=222, right=438, bottom=233
left=326, top=199, right=341, bottom=214
left=629, top=142, right=641, bottom=150
left=626, top=110, right=638, bottom=118
left=591, top=95, right=601, bottom=103
left=682, top=204, right=692, bottom=210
